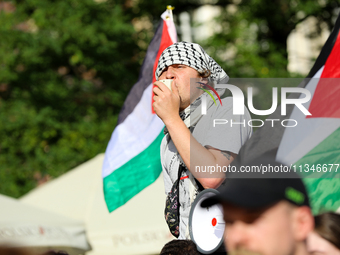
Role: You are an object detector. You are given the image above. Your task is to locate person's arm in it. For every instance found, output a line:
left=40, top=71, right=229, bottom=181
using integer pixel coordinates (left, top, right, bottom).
left=153, top=81, right=235, bottom=189
left=163, top=115, right=235, bottom=189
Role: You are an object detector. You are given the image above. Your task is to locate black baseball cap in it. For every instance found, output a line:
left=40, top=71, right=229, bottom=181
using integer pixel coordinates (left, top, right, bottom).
left=201, top=158, right=310, bottom=209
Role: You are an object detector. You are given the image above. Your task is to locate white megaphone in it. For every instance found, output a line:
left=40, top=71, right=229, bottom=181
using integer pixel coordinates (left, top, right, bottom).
left=189, top=189, right=225, bottom=254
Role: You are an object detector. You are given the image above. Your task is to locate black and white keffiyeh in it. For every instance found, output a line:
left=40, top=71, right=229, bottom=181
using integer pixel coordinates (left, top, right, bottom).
left=155, top=41, right=229, bottom=84
left=159, top=42, right=229, bottom=133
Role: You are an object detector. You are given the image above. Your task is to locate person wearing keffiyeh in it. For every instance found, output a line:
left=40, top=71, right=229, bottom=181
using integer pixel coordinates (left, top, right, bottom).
left=153, top=42, right=252, bottom=240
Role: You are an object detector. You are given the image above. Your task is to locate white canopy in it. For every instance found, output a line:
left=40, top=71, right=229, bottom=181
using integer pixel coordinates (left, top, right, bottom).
left=0, top=194, right=91, bottom=254
left=20, top=154, right=173, bottom=255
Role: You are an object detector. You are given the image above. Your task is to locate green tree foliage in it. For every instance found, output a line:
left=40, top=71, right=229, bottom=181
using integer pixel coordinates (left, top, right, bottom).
left=194, top=0, right=340, bottom=78
left=0, top=0, right=143, bottom=197
left=198, top=0, right=339, bottom=117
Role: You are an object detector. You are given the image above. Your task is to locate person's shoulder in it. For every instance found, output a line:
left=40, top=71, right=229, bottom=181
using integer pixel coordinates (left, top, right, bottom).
left=202, top=96, right=233, bottom=119
left=213, top=96, right=233, bottom=112
left=220, top=96, right=251, bottom=115
left=220, top=96, right=233, bottom=106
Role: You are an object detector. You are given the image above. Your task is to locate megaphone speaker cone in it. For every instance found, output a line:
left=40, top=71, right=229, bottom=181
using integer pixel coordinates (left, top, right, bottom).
left=189, top=189, right=226, bottom=254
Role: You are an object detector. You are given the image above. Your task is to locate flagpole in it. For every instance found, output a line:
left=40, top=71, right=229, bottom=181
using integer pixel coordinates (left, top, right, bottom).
left=166, top=5, right=175, bottom=21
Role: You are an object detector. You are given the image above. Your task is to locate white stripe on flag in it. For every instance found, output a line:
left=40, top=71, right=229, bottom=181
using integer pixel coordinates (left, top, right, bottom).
left=161, top=11, right=177, bottom=44
left=102, top=84, right=164, bottom=178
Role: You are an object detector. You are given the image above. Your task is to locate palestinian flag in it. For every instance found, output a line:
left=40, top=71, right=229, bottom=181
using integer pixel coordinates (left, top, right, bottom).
left=234, top=13, right=340, bottom=214
left=102, top=8, right=177, bottom=212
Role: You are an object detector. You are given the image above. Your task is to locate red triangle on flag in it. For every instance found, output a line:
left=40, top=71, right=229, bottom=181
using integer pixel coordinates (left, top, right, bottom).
left=307, top=32, right=340, bottom=119
left=151, top=20, right=174, bottom=114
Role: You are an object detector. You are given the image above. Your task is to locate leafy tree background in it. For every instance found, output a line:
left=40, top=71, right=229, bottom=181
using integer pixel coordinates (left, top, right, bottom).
left=0, top=0, right=339, bottom=197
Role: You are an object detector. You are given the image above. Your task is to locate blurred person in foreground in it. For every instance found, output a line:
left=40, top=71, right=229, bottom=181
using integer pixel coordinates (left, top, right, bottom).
left=0, top=246, right=33, bottom=255
left=201, top=159, right=314, bottom=255
left=307, top=212, right=340, bottom=255
left=0, top=247, right=69, bottom=255
left=160, top=239, right=200, bottom=255
left=153, top=41, right=252, bottom=239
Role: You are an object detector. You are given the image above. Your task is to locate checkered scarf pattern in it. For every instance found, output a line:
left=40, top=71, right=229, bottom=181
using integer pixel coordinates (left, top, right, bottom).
left=155, top=41, right=229, bottom=84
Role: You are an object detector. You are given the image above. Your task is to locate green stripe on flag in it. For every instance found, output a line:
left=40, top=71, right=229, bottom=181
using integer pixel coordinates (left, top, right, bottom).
left=103, top=130, right=164, bottom=212
left=293, top=126, right=340, bottom=214
left=303, top=178, right=340, bottom=215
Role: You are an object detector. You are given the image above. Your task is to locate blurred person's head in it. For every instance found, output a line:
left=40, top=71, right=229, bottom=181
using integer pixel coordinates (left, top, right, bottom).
left=307, top=212, right=340, bottom=255
left=201, top=159, right=314, bottom=255
left=160, top=239, right=200, bottom=255
left=0, top=246, right=33, bottom=255
left=41, top=251, right=69, bottom=255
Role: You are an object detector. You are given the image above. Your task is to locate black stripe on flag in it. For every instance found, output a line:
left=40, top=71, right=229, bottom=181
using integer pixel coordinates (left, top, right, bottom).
left=308, top=13, right=340, bottom=78
left=117, top=21, right=164, bottom=125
